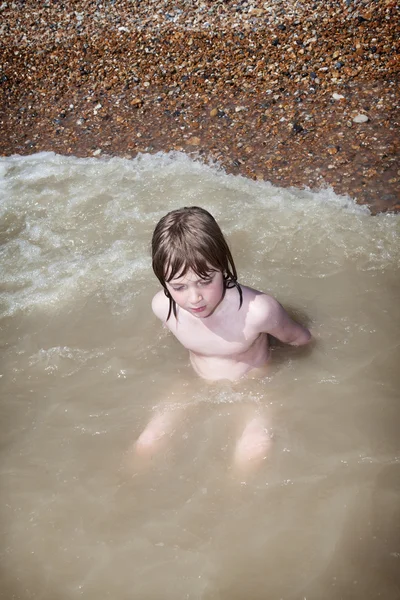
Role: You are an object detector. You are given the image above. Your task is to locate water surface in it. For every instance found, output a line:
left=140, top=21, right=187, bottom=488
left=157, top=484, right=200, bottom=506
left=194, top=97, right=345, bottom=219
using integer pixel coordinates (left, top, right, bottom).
left=1, top=152, right=399, bottom=599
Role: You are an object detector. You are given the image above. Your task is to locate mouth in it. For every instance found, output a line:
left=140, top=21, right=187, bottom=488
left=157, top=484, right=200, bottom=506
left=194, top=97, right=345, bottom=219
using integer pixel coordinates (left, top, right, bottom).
left=190, top=306, right=207, bottom=313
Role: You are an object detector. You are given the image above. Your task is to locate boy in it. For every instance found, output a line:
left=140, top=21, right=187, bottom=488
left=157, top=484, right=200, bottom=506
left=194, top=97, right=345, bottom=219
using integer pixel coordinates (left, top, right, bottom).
left=135, top=206, right=311, bottom=466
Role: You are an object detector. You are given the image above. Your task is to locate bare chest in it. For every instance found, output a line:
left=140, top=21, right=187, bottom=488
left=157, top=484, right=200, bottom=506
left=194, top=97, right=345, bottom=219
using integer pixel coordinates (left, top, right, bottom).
left=166, top=313, right=259, bottom=357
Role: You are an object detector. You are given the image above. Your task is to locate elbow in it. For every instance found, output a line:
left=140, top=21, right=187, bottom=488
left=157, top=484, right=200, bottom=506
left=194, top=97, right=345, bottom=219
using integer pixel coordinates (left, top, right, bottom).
left=289, top=328, right=312, bottom=346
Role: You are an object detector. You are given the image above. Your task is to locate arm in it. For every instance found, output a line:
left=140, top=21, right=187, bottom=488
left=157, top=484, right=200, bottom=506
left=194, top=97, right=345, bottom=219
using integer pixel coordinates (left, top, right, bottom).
left=255, top=295, right=311, bottom=346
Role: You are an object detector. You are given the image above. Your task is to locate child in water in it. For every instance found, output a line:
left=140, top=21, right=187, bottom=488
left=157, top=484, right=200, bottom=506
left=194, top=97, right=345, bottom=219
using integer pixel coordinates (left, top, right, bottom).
left=135, top=206, right=311, bottom=466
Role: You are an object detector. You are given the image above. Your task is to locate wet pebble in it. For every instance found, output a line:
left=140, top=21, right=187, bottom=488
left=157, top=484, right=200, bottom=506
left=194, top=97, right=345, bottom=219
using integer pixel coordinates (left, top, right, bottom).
left=353, top=114, right=369, bottom=123
left=292, top=122, right=304, bottom=134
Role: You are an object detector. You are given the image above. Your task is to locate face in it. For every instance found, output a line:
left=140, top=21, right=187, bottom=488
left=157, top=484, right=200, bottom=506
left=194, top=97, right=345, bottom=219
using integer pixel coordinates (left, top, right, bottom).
left=166, top=268, right=225, bottom=318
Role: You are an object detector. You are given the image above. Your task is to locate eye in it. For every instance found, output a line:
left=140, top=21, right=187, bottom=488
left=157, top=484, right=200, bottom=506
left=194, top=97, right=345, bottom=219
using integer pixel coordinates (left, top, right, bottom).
left=199, top=279, right=212, bottom=286
left=172, top=285, right=185, bottom=292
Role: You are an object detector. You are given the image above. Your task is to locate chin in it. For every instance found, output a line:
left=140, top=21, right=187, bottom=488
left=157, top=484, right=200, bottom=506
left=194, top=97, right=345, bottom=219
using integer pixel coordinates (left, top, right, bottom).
left=194, top=310, right=210, bottom=318
left=201, top=307, right=216, bottom=318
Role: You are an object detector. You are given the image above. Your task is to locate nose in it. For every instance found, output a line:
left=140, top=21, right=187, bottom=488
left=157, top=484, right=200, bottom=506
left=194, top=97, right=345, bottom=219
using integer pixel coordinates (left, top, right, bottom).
left=189, top=288, right=202, bottom=304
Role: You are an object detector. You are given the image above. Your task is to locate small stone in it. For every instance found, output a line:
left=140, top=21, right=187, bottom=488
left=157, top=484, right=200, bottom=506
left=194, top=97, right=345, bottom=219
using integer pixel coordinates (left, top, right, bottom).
left=292, top=122, right=304, bottom=134
left=235, top=106, right=246, bottom=113
left=332, top=93, right=345, bottom=100
left=130, top=98, right=143, bottom=107
left=353, top=114, right=369, bottom=123
left=210, top=108, right=218, bottom=117
left=327, top=147, right=338, bottom=155
left=186, top=136, right=201, bottom=146
left=93, top=149, right=102, bottom=156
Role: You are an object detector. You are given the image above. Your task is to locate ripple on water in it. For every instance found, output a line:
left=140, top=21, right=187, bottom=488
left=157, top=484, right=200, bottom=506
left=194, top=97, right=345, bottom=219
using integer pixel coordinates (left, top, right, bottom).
left=0, top=152, right=399, bottom=600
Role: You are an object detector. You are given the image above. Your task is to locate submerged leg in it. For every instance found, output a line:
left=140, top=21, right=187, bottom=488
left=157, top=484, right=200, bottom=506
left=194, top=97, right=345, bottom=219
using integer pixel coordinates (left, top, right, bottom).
left=134, top=406, right=183, bottom=457
left=234, top=415, right=272, bottom=469
left=132, top=379, right=193, bottom=460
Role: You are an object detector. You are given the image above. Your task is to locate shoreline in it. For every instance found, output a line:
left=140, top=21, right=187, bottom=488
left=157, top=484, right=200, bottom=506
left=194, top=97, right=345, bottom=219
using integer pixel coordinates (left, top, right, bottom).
left=1, top=0, right=399, bottom=214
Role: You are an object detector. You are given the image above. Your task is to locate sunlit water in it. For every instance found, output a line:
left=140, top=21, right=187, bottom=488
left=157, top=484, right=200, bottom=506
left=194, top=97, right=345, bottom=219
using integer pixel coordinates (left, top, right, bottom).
left=0, top=152, right=399, bottom=599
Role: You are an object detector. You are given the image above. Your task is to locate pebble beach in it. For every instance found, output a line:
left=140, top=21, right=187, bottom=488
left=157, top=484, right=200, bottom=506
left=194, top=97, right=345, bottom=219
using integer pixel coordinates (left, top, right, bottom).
left=1, top=0, right=399, bottom=214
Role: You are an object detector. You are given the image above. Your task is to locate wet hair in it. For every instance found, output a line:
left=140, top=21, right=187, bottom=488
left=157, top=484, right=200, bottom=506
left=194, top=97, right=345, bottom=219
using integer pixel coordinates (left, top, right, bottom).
left=152, top=206, right=242, bottom=320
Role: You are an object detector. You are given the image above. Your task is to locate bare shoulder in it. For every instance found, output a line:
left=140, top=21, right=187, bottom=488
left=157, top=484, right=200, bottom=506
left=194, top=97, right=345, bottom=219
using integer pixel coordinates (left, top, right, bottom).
left=151, top=290, right=170, bottom=322
left=240, top=284, right=311, bottom=345
left=241, top=285, right=282, bottom=317
left=240, top=285, right=282, bottom=324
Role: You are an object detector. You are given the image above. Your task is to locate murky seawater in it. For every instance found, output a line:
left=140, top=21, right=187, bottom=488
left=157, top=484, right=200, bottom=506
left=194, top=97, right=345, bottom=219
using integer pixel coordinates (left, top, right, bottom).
left=0, top=152, right=399, bottom=599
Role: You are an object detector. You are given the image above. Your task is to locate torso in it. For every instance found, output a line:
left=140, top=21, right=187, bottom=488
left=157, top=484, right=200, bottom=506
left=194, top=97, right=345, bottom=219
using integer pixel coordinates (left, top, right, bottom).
left=154, top=285, right=271, bottom=381
left=189, top=333, right=270, bottom=381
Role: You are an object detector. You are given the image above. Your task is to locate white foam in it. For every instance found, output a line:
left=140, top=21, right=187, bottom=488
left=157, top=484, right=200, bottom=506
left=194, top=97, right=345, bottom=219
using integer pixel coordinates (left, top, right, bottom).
left=0, top=152, right=398, bottom=318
